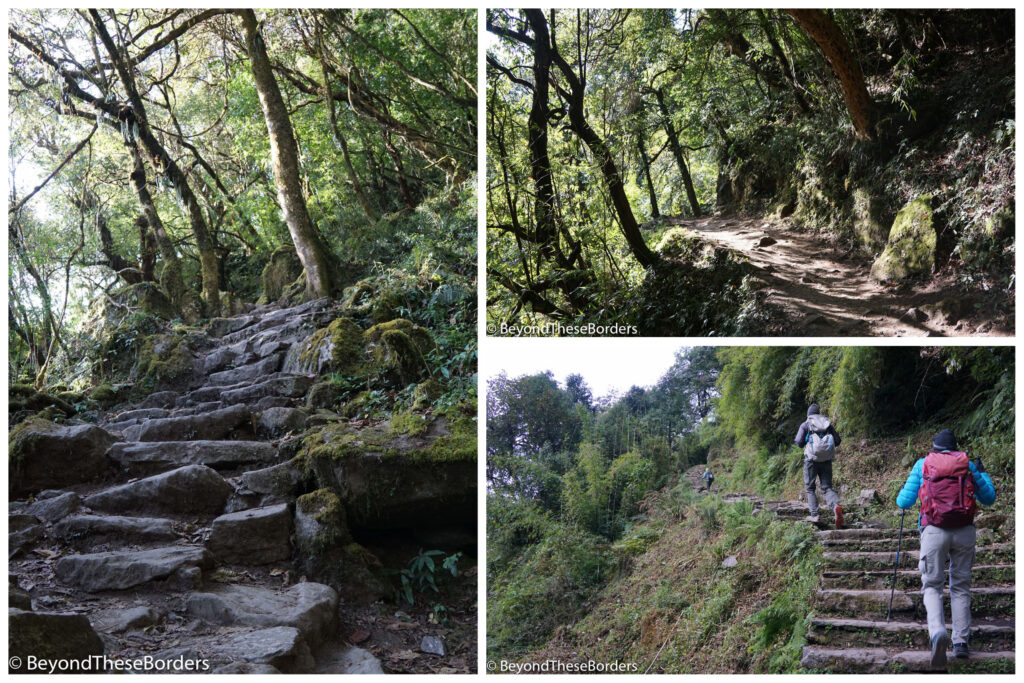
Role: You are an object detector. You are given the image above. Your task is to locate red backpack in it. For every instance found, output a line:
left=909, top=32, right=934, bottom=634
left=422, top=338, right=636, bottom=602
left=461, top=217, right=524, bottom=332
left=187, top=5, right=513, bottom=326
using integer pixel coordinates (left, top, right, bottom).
left=919, top=451, right=977, bottom=528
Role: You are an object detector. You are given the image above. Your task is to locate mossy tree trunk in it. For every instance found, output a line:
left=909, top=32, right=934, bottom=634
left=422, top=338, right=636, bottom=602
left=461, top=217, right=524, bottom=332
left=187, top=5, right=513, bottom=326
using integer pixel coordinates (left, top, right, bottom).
left=126, top=147, right=185, bottom=305
left=239, top=9, right=336, bottom=299
left=785, top=9, right=874, bottom=140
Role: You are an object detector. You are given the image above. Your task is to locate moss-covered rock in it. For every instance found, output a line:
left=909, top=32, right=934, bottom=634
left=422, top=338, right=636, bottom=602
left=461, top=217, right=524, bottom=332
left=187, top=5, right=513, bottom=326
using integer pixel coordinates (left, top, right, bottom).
left=655, top=228, right=703, bottom=260
left=364, top=319, right=436, bottom=386
left=306, top=381, right=346, bottom=410
left=258, top=245, right=303, bottom=305
left=412, top=379, right=444, bottom=410
left=851, top=188, right=889, bottom=252
left=286, top=317, right=367, bottom=376
left=128, top=281, right=177, bottom=319
left=870, top=195, right=936, bottom=281
left=135, top=334, right=194, bottom=389
left=10, top=417, right=116, bottom=497
left=293, top=488, right=387, bottom=601
left=90, top=383, right=118, bottom=404
left=296, top=407, right=475, bottom=530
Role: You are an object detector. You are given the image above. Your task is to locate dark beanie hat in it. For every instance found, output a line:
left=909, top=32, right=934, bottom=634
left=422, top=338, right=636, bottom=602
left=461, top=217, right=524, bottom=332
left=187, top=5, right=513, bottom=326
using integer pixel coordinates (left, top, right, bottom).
left=933, top=429, right=958, bottom=452
left=807, top=403, right=820, bottom=417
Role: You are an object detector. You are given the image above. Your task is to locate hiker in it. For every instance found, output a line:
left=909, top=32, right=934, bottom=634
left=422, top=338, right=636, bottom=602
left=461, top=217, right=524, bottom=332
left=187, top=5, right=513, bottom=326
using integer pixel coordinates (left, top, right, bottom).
left=701, top=467, right=714, bottom=492
left=896, top=429, right=996, bottom=667
left=794, top=403, right=843, bottom=526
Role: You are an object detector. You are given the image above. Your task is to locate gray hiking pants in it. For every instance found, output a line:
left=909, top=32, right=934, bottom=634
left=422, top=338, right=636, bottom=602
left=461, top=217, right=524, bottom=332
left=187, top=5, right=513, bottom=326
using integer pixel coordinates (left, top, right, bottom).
left=919, top=524, right=976, bottom=645
left=804, top=459, right=839, bottom=517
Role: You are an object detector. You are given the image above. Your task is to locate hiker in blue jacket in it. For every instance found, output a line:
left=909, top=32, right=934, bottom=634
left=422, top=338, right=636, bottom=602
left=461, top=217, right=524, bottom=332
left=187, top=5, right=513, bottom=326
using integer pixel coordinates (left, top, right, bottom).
left=794, top=404, right=843, bottom=526
left=896, top=429, right=996, bottom=667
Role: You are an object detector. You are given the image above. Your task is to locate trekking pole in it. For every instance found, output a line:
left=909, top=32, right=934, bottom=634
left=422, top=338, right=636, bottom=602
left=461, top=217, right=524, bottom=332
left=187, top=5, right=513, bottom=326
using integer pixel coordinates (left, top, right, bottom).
left=887, top=508, right=906, bottom=622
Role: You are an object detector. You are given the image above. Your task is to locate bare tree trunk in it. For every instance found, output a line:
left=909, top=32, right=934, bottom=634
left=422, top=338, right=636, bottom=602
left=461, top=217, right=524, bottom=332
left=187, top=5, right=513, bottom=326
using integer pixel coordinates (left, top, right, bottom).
left=785, top=9, right=873, bottom=139
left=655, top=89, right=702, bottom=217
left=757, top=10, right=811, bottom=113
left=238, top=9, right=336, bottom=298
left=381, top=127, right=415, bottom=209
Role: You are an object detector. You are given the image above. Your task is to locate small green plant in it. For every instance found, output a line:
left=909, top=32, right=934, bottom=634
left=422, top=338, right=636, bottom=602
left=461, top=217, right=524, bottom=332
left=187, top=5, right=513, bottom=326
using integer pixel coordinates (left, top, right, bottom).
left=397, top=549, right=463, bottom=604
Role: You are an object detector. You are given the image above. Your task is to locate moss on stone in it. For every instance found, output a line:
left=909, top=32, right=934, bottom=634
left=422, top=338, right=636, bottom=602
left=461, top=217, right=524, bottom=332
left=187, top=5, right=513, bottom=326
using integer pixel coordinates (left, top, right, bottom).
left=412, top=379, right=443, bottom=410
left=389, top=410, right=429, bottom=437
left=135, top=334, right=194, bottom=388
left=364, top=319, right=435, bottom=386
left=655, top=228, right=703, bottom=260
left=90, top=384, right=117, bottom=403
left=851, top=188, right=889, bottom=252
left=293, top=317, right=367, bottom=377
left=870, top=195, right=935, bottom=281
left=297, top=487, right=344, bottom=524
left=258, top=245, right=303, bottom=305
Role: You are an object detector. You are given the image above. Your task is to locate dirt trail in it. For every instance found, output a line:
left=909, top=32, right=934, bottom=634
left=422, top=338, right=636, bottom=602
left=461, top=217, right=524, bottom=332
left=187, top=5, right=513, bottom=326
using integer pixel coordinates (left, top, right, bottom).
left=672, top=215, right=1012, bottom=337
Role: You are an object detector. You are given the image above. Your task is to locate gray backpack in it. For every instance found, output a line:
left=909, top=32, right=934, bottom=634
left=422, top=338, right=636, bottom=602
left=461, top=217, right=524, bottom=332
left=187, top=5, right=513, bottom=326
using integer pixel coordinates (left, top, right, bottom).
left=804, top=414, right=836, bottom=462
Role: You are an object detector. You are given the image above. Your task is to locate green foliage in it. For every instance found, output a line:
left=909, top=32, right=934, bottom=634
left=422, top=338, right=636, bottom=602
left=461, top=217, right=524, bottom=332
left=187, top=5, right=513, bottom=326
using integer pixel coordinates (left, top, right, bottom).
left=397, top=549, right=463, bottom=605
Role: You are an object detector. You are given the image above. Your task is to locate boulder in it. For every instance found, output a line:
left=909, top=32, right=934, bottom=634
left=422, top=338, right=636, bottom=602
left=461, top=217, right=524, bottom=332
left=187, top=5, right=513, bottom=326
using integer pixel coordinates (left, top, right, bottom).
left=207, top=504, right=292, bottom=565
left=52, top=515, right=177, bottom=550
left=259, top=246, right=303, bottom=305
left=364, top=319, right=437, bottom=386
left=256, top=407, right=308, bottom=437
left=8, top=609, right=104, bottom=671
left=122, top=404, right=252, bottom=442
left=135, top=333, right=195, bottom=388
left=186, top=582, right=338, bottom=647
left=84, top=465, right=232, bottom=516
left=855, top=489, right=883, bottom=506
left=298, top=410, right=475, bottom=529
left=54, top=546, right=212, bottom=591
left=870, top=195, right=936, bottom=281
left=9, top=419, right=115, bottom=497
left=108, top=440, right=278, bottom=475
left=283, top=317, right=366, bottom=376
left=25, top=491, right=82, bottom=524
left=240, top=461, right=305, bottom=500
left=139, top=390, right=179, bottom=409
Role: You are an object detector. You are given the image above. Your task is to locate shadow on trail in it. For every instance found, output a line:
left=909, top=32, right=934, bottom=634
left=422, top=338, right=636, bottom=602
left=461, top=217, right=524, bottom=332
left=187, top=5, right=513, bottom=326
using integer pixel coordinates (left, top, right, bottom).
left=663, top=215, right=1012, bottom=337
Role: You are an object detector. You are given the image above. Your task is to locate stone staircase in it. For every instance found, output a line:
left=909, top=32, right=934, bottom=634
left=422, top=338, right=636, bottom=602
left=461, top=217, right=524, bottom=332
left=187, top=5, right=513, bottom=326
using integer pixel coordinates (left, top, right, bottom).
left=802, top=523, right=1015, bottom=673
left=687, top=470, right=1014, bottom=674
left=9, top=299, right=383, bottom=674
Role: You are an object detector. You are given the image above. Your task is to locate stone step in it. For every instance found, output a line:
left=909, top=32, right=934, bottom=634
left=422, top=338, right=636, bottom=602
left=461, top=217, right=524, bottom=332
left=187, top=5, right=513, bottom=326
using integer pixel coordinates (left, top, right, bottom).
left=815, top=586, right=1014, bottom=619
left=122, top=404, right=252, bottom=442
left=54, top=545, right=211, bottom=591
left=84, top=464, right=232, bottom=516
left=822, top=537, right=921, bottom=552
left=186, top=582, right=337, bottom=647
left=816, top=526, right=917, bottom=541
left=219, top=301, right=331, bottom=346
left=108, top=407, right=171, bottom=423
left=821, top=564, right=1014, bottom=590
left=52, top=514, right=178, bottom=550
left=204, top=626, right=316, bottom=673
left=108, top=440, right=279, bottom=475
left=209, top=354, right=283, bottom=387
left=169, top=400, right=224, bottom=417
left=183, top=374, right=312, bottom=406
left=823, top=543, right=1014, bottom=570
left=807, top=617, right=1014, bottom=651
left=219, top=374, right=314, bottom=405
left=206, top=504, right=292, bottom=565
left=800, top=646, right=1014, bottom=673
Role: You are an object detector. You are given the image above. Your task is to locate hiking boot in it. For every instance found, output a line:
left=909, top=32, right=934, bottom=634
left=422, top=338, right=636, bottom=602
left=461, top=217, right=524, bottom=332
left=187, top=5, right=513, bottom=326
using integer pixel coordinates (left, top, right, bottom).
left=931, top=632, right=950, bottom=668
left=953, top=642, right=969, bottom=659
left=806, top=515, right=820, bottom=524
left=834, top=505, right=845, bottom=528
